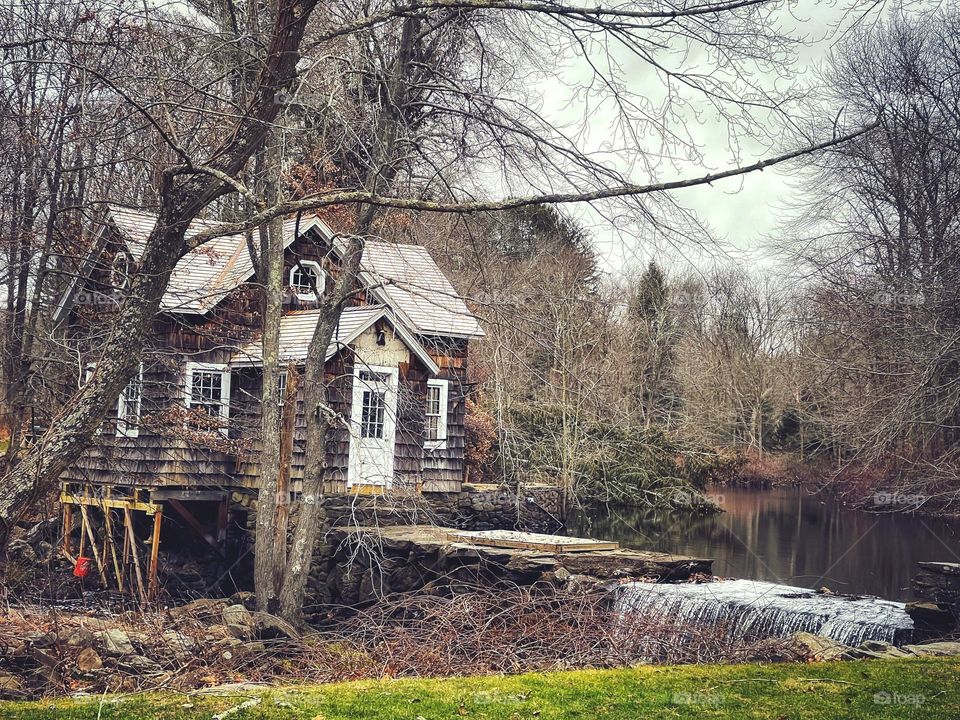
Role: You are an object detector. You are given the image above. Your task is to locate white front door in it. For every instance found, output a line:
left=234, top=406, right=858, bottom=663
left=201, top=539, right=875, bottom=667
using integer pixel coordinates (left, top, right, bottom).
left=348, top=365, right=398, bottom=488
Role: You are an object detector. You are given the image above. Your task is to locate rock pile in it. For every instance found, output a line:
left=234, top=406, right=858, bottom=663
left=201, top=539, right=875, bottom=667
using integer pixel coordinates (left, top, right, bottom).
left=0, top=595, right=299, bottom=700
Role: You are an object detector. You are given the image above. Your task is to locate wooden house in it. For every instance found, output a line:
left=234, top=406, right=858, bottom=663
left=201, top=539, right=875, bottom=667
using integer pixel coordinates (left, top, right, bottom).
left=57, top=207, right=483, bottom=595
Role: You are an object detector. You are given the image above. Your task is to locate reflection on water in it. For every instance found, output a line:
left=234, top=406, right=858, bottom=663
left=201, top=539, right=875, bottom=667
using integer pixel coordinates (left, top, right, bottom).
left=568, top=486, right=960, bottom=601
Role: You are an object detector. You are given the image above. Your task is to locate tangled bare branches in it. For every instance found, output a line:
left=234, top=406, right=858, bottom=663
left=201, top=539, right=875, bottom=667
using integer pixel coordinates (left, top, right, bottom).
left=0, top=586, right=799, bottom=700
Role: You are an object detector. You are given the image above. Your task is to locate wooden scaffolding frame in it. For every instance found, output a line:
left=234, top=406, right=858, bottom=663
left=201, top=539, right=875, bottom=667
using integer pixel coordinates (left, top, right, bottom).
left=60, top=482, right=164, bottom=600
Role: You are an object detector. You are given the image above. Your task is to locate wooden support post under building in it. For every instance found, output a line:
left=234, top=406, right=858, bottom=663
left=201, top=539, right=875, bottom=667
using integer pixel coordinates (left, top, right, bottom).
left=217, top=498, right=229, bottom=546
left=123, top=508, right=146, bottom=603
left=77, top=504, right=109, bottom=586
left=147, top=509, right=162, bottom=600
left=62, top=503, right=72, bottom=556
left=77, top=507, right=86, bottom=559
left=104, top=509, right=124, bottom=593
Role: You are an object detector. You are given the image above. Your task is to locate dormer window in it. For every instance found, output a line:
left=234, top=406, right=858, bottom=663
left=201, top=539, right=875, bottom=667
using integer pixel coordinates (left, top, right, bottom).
left=289, top=260, right=324, bottom=301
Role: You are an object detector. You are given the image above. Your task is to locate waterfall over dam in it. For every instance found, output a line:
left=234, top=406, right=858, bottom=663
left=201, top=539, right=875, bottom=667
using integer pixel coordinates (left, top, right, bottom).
left=615, top=579, right=915, bottom=646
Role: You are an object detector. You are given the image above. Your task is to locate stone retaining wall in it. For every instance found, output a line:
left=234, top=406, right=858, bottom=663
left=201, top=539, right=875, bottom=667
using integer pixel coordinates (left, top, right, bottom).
left=318, top=483, right=564, bottom=533
left=236, top=484, right=566, bottom=607
left=915, top=562, right=960, bottom=619
left=304, top=525, right=711, bottom=612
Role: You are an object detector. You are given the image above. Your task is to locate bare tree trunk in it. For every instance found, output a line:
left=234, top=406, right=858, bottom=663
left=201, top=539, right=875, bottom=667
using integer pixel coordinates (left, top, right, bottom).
left=253, top=144, right=285, bottom=610
left=0, top=217, right=190, bottom=574
left=277, top=235, right=365, bottom=622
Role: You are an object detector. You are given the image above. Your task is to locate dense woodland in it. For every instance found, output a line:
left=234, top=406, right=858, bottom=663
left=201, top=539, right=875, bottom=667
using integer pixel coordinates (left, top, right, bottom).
left=408, top=13, right=960, bottom=515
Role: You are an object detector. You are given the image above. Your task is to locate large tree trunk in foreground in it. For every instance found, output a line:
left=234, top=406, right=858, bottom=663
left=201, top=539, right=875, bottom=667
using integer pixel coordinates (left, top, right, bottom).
left=254, top=135, right=286, bottom=611
left=278, top=236, right=366, bottom=621
left=253, top=211, right=285, bottom=610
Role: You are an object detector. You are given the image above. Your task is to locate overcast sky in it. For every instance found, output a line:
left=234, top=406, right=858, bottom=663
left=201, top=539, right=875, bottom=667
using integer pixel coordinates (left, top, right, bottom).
left=528, top=0, right=866, bottom=279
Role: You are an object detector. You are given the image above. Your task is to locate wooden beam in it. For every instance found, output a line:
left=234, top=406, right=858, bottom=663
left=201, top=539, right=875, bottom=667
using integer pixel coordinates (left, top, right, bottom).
left=147, top=510, right=163, bottom=600
left=151, top=489, right=228, bottom=502
left=104, top=509, right=124, bottom=593
left=62, top=503, right=72, bottom=556
left=123, top=508, right=146, bottom=603
left=77, top=504, right=109, bottom=586
left=77, top=506, right=87, bottom=559
left=60, top=490, right=160, bottom=515
left=167, top=498, right=222, bottom=555
left=216, top=498, right=229, bottom=545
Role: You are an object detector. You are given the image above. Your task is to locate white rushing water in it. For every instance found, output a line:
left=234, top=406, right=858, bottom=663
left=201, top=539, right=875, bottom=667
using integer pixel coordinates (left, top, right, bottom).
left=616, top=579, right=914, bottom=646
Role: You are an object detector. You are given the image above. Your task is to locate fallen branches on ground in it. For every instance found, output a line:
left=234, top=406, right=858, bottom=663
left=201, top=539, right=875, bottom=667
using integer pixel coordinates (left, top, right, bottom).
left=0, top=584, right=800, bottom=700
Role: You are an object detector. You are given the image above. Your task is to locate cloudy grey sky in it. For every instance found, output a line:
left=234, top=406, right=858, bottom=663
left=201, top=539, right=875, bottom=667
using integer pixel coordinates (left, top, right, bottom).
left=528, top=0, right=863, bottom=278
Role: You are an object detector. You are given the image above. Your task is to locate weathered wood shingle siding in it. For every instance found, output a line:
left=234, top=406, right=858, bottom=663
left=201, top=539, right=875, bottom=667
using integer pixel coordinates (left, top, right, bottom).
left=421, top=336, right=469, bottom=492
left=231, top=347, right=437, bottom=494
left=231, top=351, right=355, bottom=494
left=65, top=220, right=476, bottom=496
left=62, top=357, right=235, bottom=488
left=396, top=360, right=428, bottom=486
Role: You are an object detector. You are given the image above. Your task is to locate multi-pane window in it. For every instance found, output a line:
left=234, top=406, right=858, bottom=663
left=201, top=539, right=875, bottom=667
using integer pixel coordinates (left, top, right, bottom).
left=361, top=389, right=386, bottom=439
left=185, top=363, right=231, bottom=433
left=83, top=361, right=143, bottom=437
left=289, top=261, right=324, bottom=301
left=116, top=363, right=143, bottom=437
left=425, top=379, right=449, bottom=449
left=358, top=370, right=389, bottom=439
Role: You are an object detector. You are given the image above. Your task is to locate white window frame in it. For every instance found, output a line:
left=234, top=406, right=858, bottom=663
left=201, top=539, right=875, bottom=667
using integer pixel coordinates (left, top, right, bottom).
left=425, top=379, right=449, bottom=450
left=116, top=362, right=143, bottom=438
left=277, top=369, right=288, bottom=407
left=184, top=362, right=231, bottom=435
left=289, top=260, right=325, bottom=301
left=83, top=363, right=103, bottom=436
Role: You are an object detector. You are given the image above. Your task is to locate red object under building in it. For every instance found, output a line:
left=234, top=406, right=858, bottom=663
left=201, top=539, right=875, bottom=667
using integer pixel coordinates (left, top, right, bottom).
left=73, top=556, right=91, bottom=578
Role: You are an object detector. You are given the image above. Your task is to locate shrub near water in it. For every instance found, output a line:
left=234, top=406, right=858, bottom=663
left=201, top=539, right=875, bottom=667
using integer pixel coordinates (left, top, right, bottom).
left=498, top=403, right=741, bottom=508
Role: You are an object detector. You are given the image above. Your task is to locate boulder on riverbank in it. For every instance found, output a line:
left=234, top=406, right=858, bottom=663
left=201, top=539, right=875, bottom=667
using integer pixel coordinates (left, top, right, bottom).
left=786, top=632, right=960, bottom=661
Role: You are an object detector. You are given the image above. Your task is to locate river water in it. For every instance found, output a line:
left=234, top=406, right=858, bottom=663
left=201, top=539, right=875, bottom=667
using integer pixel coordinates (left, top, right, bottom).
left=569, top=485, right=960, bottom=601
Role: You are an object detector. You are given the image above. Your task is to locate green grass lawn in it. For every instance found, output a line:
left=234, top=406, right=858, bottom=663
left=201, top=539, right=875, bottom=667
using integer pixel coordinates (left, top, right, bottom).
left=3, top=658, right=958, bottom=720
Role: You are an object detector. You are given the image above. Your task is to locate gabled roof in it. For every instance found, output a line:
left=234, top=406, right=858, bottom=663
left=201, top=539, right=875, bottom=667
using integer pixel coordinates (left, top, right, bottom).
left=104, top=206, right=483, bottom=338
left=110, top=207, right=310, bottom=315
left=231, top=305, right=441, bottom=375
left=357, top=242, right=484, bottom=338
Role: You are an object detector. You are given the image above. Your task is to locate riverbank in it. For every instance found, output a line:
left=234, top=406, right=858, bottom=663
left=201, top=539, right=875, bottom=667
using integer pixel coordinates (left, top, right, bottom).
left=721, top=451, right=960, bottom=518
left=5, top=657, right=959, bottom=719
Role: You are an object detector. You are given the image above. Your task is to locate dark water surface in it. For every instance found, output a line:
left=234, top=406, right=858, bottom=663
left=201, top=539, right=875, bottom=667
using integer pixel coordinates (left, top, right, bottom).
left=568, top=486, right=960, bottom=601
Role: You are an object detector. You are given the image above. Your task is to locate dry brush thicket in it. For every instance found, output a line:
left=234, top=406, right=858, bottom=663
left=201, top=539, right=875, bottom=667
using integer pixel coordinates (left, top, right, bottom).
left=0, top=585, right=799, bottom=699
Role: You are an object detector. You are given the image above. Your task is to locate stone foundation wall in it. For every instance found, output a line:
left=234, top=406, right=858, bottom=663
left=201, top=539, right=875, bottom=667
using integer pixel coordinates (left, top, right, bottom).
left=915, top=562, right=960, bottom=619
left=320, top=483, right=563, bottom=533
left=441, top=483, right=563, bottom=531
left=233, top=484, right=566, bottom=607
left=304, top=525, right=710, bottom=612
